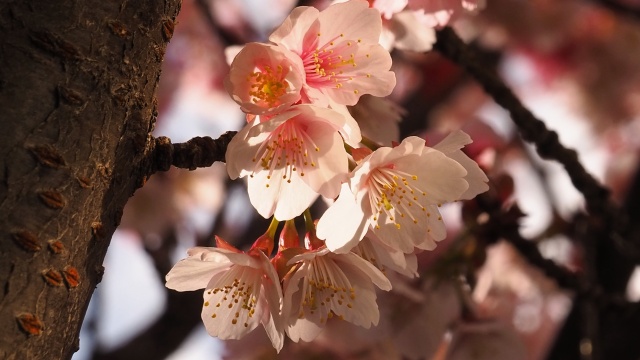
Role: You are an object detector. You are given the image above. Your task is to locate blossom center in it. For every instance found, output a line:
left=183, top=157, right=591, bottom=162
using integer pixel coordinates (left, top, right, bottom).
left=298, top=256, right=357, bottom=324
left=251, top=120, right=320, bottom=186
left=247, top=65, right=289, bottom=107
left=367, top=166, right=428, bottom=229
left=302, top=33, right=368, bottom=93
left=204, top=266, right=261, bottom=328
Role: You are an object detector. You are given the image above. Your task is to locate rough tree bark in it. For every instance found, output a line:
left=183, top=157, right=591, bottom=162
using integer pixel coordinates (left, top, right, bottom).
left=0, top=0, right=181, bottom=359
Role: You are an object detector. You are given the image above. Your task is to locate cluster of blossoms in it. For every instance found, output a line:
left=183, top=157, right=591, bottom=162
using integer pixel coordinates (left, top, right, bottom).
left=166, top=0, right=488, bottom=352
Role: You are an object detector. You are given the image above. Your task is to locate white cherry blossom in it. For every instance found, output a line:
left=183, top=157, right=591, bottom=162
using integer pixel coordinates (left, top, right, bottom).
left=165, top=243, right=284, bottom=351
left=226, top=105, right=351, bottom=220
left=282, top=247, right=392, bottom=342
left=317, top=133, right=488, bottom=253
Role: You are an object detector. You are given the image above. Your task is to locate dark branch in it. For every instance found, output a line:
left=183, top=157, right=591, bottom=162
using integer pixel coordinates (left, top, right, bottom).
left=474, top=193, right=594, bottom=297
left=151, top=131, right=237, bottom=173
left=434, top=27, right=611, bottom=218
left=433, top=27, right=634, bottom=267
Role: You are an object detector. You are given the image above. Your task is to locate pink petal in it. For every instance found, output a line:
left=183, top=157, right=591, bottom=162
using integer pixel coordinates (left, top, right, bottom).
left=317, top=184, right=370, bottom=253
left=269, top=6, right=320, bottom=54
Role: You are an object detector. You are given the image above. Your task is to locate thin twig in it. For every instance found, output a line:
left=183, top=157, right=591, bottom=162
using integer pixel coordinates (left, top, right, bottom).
left=434, top=27, right=610, bottom=216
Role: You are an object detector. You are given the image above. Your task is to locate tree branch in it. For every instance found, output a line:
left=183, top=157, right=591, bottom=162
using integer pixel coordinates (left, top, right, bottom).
left=473, top=193, right=595, bottom=297
left=434, top=27, right=610, bottom=217
left=150, top=131, right=237, bottom=173
left=433, top=27, right=633, bottom=261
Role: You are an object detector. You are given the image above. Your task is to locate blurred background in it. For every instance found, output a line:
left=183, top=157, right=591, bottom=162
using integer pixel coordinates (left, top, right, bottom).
left=72, top=0, right=640, bottom=359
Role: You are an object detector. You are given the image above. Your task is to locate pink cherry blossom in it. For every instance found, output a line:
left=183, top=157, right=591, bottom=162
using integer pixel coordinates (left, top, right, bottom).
left=165, top=241, right=284, bottom=351
left=408, top=0, right=485, bottom=28
left=224, top=42, right=305, bottom=116
left=226, top=104, right=352, bottom=220
left=282, top=247, right=392, bottom=342
left=366, top=0, right=485, bottom=51
left=371, top=0, right=409, bottom=19
left=269, top=0, right=396, bottom=107
left=381, top=9, right=438, bottom=51
left=317, top=134, right=488, bottom=253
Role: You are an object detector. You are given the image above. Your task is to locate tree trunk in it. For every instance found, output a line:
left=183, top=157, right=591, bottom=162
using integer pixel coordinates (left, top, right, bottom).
left=0, top=0, right=181, bottom=358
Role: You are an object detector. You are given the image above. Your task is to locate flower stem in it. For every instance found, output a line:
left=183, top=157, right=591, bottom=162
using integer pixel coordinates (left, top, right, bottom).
left=303, top=208, right=315, bottom=232
left=267, top=217, right=279, bottom=239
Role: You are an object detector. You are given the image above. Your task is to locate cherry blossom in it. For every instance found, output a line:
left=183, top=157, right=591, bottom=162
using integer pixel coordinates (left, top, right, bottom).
left=376, top=6, right=438, bottom=51
left=224, top=42, right=305, bottom=116
left=269, top=0, right=396, bottom=107
left=407, top=0, right=485, bottom=28
left=163, top=1, right=498, bottom=355
left=226, top=104, right=351, bottom=220
left=165, top=237, right=284, bottom=351
left=282, top=246, right=392, bottom=342
left=317, top=134, right=488, bottom=253
left=364, top=0, right=485, bottom=51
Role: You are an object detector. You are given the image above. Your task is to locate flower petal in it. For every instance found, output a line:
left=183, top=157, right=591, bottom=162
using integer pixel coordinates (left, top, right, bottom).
left=269, top=6, right=320, bottom=54
left=334, top=252, right=392, bottom=291
left=165, top=255, right=229, bottom=292
left=317, top=0, right=382, bottom=46
left=389, top=10, right=436, bottom=52
left=257, top=251, right=285, bottom=351
left=201, top=265, right=264, bottom=340
left=282, top=263, right=325, bottom=342
left=396, top=148, right=468, bottom=204
left=322, top=44, right=396, bottom=105
left=317, top=184, right=370, bottom=253
left=301, top=123, right=348, bottom=199
left=247, top=167, right=319, bottom=220
left=356, top=233, right=418, bottom=277
left=226, top=117, right=262, bottom=180
left=432, top=130, right=489, bottom=200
